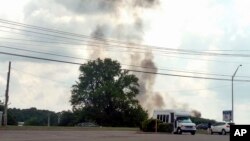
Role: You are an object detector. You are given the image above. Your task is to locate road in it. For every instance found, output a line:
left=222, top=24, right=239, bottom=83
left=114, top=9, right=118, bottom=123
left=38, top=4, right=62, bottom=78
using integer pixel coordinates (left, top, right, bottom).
left=0, top=130, right=229, bottom=141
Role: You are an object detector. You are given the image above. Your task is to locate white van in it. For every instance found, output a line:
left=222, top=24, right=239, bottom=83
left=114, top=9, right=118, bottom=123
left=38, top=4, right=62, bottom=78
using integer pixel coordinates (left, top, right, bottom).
left=153, top=110, right=196, bottom=135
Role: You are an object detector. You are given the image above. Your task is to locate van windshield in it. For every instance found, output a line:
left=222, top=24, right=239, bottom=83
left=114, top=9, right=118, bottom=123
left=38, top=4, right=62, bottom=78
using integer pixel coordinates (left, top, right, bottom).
left=177, top=117, right=192, bottom=123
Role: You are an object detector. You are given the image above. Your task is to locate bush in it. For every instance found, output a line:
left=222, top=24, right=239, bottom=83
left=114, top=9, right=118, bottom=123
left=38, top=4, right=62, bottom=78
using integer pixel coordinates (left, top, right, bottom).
left=158, top=123, right=173, bottom=133
left=139, top=121, right=143, bottom=130
left=141, top=119, right=173, bottom=133
left=141, top=119, right=163, bottom=132
left=191, top=117, right=216, bottom=125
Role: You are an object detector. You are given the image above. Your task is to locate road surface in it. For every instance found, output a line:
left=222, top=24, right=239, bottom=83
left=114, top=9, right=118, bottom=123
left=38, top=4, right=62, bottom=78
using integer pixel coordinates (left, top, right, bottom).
left=0, top=130, right=229, bottom=141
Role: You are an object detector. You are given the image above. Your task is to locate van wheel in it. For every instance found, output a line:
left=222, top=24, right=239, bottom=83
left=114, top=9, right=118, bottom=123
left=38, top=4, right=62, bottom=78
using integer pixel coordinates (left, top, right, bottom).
left=191, top=131, right=195, bottom=135
left=177, top=128, right=182, bottom=134
left=211, top=130, right=214, bottom=135
left=222, top=129, right=226, bottom=135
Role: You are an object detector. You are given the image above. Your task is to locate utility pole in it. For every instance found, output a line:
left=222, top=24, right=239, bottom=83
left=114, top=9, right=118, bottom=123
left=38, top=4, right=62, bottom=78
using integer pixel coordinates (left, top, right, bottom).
left=48, top=112, right=50, bottom=127
left=57, top=112, right=61, bottom=125
left=4, top=61, right=11, bottom=127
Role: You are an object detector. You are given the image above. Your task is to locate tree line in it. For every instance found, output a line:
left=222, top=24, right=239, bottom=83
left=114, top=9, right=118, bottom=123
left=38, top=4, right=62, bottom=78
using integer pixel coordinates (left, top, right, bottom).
left=0, top=58, right=215, bottom=127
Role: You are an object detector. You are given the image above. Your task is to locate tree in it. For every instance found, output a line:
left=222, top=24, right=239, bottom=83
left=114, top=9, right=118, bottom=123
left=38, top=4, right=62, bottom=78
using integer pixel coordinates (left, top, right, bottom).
left=191, top=117, right=216, bottom=125
left=58, top=111, right=76, bottom=126
left=71, top=58, right=148, bottom=126
left=0, top=105, right=17, bottom=125
left=4, top=107, right=58, bottom=126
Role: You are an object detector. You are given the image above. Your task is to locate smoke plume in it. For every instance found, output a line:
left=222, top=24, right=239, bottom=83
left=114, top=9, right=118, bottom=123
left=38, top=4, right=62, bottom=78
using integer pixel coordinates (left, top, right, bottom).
left=191, top=110, right=202, bottom=118
left=90, top=25, right=107, bottom=59
left=136, top=51, right=165, bottom=113
left=57, top=0, right=195, bottom=115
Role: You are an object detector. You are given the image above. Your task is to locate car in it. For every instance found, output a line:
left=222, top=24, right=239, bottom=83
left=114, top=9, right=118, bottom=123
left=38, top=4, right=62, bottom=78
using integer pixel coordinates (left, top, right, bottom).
left=196, top=123, right=208, bottom=130
left=76, top=122, right=99, bottom=127
left=211, top=122, right=234, bottom=135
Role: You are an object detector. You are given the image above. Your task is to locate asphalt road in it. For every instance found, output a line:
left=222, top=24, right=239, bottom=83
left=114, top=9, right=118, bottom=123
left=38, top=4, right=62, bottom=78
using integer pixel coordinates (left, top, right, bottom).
left=0, top=130, right=229, bottom=141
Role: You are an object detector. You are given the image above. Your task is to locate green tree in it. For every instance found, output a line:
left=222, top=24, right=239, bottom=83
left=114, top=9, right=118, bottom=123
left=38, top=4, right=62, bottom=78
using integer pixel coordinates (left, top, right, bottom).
left=71, top=58, right=148, bottom=126
left=0, top=105, right=17, bottom=125
left=59, top=111, right=75, bottom=126
left=4, top=107, right=58, bottom=126
left=191, top=117, right=216, bottom=125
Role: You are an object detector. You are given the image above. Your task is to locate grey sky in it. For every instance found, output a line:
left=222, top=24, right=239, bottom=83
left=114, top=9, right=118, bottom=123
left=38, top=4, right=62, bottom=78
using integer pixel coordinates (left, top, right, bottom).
left=0, top=0, right=250, bottom=124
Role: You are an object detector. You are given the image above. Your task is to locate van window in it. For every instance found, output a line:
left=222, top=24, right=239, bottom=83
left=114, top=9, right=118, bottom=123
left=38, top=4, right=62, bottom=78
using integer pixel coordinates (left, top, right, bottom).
left=166, top=115, right=169, bottom=123
left=162, top=115, right=165, bottom=122
left=177, top=117, right=192, bottom=123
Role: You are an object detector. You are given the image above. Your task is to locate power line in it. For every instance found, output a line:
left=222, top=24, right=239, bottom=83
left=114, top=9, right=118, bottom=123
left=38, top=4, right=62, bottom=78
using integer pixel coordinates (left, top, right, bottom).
left=1, top=25, right=250, bottom=63
left=1, top=51, right=250, bottom=82
left=203, top=49, right=250, bottom=52
left=0, top=45, right=90, bottom=61
left=0, top=51, right=81, bottom=65
left=0, top=25, right=157, bottom=52
left=0, top=36, right=158, bottom=55
left=1, top=19, right=199, bottom=52
left=0, top=36, right=160, bottom=56
left=10, top=68, right=236, bottom=93
left=1, top=37, right=250, bottom=66
left=11, top=68, right=72, bottom=86
left=2, top=28, right=250, bottom=62
left=158, top=85, right=231, bottom=93
left=2, top=18, right=250, bottom=53
left=2, top=45, right=250, bottom=78
left=2, top=20, right=250, bottom=58
left=0, top=19, right=129, bottom=45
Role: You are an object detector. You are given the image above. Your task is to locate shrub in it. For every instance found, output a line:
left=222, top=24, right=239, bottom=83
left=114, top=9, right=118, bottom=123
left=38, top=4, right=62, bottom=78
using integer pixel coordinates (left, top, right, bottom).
left=139, top=121, right=143, bottom=130
left=141, top=119, right=173, bottom=133
left=141, top=119, right=163, bottom=132
left=158, top=123, right=173, bottom=133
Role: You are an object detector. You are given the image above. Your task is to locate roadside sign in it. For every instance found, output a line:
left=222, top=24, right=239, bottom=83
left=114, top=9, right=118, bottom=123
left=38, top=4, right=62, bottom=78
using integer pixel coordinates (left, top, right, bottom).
left=223, top=110, right=232, bottom=122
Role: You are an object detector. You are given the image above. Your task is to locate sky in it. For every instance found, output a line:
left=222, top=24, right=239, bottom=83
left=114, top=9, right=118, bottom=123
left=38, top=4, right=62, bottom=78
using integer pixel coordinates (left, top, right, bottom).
left=0, top=0, right=250, bottom=124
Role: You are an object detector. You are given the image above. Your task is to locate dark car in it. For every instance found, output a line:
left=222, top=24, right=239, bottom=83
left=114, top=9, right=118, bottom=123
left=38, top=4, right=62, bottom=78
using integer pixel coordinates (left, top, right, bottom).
left=196, top=123, right=208, bottom=130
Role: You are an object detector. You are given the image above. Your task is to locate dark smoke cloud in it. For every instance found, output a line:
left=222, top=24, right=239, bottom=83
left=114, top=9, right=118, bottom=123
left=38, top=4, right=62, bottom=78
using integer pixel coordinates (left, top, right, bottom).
left=55, top=0, right=120, bottom=14
left=133, top=0, right=160, bottom=8
left=136, top=51, right=163, bottom=114
left=153, top=93, right=165, bottom=108
left=89, top=25, right=108, bottom=59
left=191, top=110, right=202, bottom=118
left=55, top=0, right=173, bottom=114
left=139, top=51, right=157, bottom=92
left=55, top=0, right=159, bottom=15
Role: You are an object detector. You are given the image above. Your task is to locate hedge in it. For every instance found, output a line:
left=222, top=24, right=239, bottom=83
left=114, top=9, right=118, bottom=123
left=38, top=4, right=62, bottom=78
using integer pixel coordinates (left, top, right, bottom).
left=158, top=123, right=173, bottom=133
left=141, top=119, right=173, bottom=133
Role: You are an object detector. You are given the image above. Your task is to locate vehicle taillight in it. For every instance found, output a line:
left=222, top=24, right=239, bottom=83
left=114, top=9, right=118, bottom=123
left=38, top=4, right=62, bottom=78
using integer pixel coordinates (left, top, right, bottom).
left=227, top=125, right=230, bottom=128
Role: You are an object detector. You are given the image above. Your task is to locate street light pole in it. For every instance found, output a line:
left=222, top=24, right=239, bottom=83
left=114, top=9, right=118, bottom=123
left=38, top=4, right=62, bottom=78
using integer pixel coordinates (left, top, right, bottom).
left=232, top=64, right=242, bottom=123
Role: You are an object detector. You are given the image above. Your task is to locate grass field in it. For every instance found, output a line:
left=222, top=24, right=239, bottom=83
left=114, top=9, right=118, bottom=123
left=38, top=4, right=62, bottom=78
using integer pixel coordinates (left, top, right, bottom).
left=0, top=126, right=140, bottom=131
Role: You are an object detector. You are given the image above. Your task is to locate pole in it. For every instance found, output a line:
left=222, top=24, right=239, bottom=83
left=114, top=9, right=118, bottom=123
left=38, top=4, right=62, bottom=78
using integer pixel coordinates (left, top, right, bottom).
left=231, top=64, right=242, bottom=123
left=57, top=113, right=61, bottom=125
left=4, top=61, right=11, bottom=127
left=232, top=76, right=233, bottom=123
left=48, top=113, right=50, bottom=127
left=155, top=119, right=157, bottom=133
